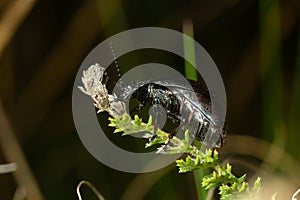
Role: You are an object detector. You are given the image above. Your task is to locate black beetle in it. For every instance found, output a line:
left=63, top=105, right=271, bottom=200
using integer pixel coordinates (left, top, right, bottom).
left=107, top=44, right=226, bottom=148
left=115, top=78, right=226, bottom=148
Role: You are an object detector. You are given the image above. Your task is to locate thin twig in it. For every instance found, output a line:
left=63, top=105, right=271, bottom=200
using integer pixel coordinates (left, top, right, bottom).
left=0, top=163, right=17, bottom=174
left=0, top=0, right=37, bottom=56
left=0, top=99, right=44, bottom=200
left=292, top=189, right=300, bottom=200
left=76, top=180, right=105, bottom=200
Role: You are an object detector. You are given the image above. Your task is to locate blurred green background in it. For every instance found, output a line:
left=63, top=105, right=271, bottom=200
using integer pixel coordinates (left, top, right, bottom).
left=0, top=0, right=300, bottom=199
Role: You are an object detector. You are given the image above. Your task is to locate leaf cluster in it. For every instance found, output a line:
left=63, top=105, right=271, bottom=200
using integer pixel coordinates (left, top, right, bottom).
left=108, top=114, right=262, bottom=200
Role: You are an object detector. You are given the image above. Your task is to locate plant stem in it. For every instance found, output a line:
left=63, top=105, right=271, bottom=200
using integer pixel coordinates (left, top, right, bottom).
left=194, top=169, right=208, bottom=200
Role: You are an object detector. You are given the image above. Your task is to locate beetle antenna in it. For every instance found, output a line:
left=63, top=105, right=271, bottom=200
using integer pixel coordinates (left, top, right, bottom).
left=108, top=42, right=127, bottom=99
left=109, top=42, right=123, bottom=82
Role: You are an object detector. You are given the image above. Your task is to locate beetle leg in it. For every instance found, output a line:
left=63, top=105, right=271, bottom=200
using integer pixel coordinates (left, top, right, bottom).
left=164, top=129, right=175, bottom=144
left=151, top=104, right=161, bottom=141
left=167, top=110, right=196, bottom=145
left=162, top=112, right=180, bottom=141
left=163, top=124, right=179, bottom=144
left=151, top=119, right=158, bottom=141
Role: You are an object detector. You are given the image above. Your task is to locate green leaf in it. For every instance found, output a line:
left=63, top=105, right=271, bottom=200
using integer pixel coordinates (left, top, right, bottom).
left=253, top=177, right=261, bottom=192
left=134, top=114, right=143, bottom=126
left=106, top=113, right=263, bottom=200
left=113, top=128, right=123, bottom=133
left=147, top=116, right=152, bottom=126
left=145, top=138, right=165, bottom=148
left=176, top=156, right=196, bottom=173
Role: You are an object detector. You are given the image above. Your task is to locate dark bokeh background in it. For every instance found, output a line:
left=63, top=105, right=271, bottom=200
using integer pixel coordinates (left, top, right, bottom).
left=0, top=0, right=300, bottom=199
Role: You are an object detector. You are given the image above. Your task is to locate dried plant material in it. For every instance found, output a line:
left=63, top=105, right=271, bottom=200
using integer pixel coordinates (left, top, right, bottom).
left=76, top=180, right=105, bottom=200
left=78, top=63, right=110, bottom=112
left=0, top=163, right=17, bottom=174
left=78, top=63, right=126, bottom=116
left=293, top=189, right=300, bottom=200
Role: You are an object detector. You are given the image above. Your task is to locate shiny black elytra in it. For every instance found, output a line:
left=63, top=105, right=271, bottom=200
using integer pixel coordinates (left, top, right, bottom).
left=125, top=79, right=226, bottom=148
